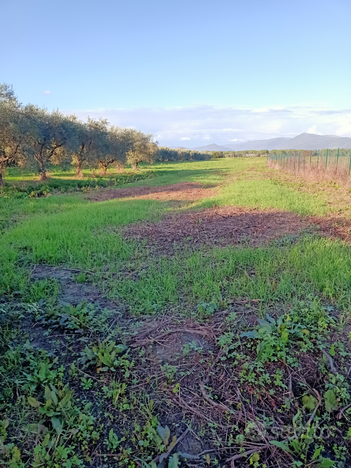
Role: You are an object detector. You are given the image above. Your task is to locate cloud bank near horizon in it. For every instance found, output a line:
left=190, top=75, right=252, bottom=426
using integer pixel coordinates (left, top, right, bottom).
left=72, top=105, right=351, bottom=147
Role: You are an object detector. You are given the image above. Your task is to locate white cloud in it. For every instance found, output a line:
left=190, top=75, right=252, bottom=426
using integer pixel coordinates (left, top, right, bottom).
left=70, top=104, right=351, bottom=147
left=307, top=125, right=322, bottom=135
left=222, top=128, right=243, bottom=132
left=43, top=90, right=51, bottom=95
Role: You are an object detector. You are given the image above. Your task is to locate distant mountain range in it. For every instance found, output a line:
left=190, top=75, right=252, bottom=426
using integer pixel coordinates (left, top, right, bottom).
left=192, top=133, right=351, bottom=151
left=192, top=143, right=231, bottom=151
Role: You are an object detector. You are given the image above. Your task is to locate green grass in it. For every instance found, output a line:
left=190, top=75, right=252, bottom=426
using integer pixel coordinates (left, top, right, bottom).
left=0, top=197, right=168, bottom=292
left=113, top=235, right=351, bottom=315
left=200, top=178, right=329, bottom=215
left=0, top=158, right=347, bottom=298
left=2, top=157, right=351, bottom=467
left=0, top=193, right=87, bottom=232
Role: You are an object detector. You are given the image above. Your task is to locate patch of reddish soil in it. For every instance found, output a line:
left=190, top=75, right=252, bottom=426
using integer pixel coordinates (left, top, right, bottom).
left=311, top=216, right=351, bottom=243
left=86, top=182, right=217, bottom=202
left=122, top=206, right=314, bottom=253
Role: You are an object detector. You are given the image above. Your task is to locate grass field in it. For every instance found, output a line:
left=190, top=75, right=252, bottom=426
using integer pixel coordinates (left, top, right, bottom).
left=1, top=158, right=351, bottom=467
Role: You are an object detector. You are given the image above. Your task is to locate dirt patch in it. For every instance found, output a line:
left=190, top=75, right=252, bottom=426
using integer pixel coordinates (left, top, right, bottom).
left=122, top=206, right=314, bottom=254
left=131, top=322, right=215, bottom=364
left=85, top=182, right=217, bottom=202
left=312, top=215, right=351, bottom=243
left=127, top=311, right=257, bottom=457
left=31, top=265, right=119, bottom=309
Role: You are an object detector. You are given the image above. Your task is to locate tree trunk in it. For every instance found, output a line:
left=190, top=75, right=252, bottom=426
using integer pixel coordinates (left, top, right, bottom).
left=132, top=162, right=138, bottom=171
left=100, top=165, right=107, bottom=176
left=35, top=151, right=48, bottom=181
left=0, top=170, right=4, bottom=187
left=115, top=162, right=125, bottom=173
left=76, top=161, right=84, bottom=178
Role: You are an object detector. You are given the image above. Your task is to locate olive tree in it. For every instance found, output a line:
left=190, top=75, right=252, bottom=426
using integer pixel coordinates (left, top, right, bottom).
left=212, top=151, right=224, bottom=159
left=25, top=106, right=78, bottom=180
left=71, top=117, right=108, bottom=177
left=126, top=131, right=158, bottom=170
left=97, top=126, right=134, bottom=175
left=0, top=84, right=27, bottom=186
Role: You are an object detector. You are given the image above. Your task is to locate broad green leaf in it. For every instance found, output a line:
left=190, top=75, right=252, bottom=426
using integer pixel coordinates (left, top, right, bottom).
left=240, top=331, right=259, bottom=339
left=270, top=440, right=293, bottom=454
left=324, top=389, right=338, bottom=412
left=42, top=433, right=50, bottom=447
left=1, top=419, right=9, bottom=429
left=12, top=446, right=22, bottom=462
left=168, top=453, right=180, bottom=468
left=291, top=439, right=300, bottom=452
left=44, top=386, right=52, bottom=402
left=266, top=314, right=276, bottom=324
left=51, top=390, right=58, bottom=406
left=27, top=396, right=40, bottom=408
left=281, top=329, right=289, bottom=344
left=157, top=425, right=170, bottom=446
left=39, top=362, right=48, bottom=380
left=258, top=319, right=271, bottom=327
left=292, top=410, right=301, bottom=426
left=116, top=344, right=128, bottom=353
left=302, top=394, right=318, bottom=410
left=312, top=447, right=322, bottom=460
left=51, top=417, right=62, bottom=434
left=318, top=457, right=335, bottom=468
left=59, top=390, right=72, bottom=408
left=250, top=452, right=260, bottom=464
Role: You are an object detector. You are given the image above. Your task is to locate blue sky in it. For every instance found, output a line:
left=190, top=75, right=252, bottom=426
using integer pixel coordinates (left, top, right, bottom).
left=1, top=0, right=351, bottom=146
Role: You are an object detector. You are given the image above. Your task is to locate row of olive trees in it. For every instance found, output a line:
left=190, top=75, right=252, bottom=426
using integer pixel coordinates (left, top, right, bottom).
left=156, top=146, right=211, bottom=162
left=0, top=84, right=158, bottom=186
left=227, top=150, right=269, bottom=157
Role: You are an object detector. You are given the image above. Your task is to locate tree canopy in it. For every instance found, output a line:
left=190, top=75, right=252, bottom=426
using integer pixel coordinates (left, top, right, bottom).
left=0, top=84, right=160, bottom=184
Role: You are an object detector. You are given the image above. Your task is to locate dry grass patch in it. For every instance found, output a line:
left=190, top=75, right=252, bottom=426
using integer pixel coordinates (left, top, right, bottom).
left=122, top=206, right=315, bottom=254
left=86, top=182, right=218, bottom=202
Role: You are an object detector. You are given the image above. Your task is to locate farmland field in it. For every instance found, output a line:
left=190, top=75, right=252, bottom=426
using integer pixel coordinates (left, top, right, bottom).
left=2, top=157, right=351, bottom=467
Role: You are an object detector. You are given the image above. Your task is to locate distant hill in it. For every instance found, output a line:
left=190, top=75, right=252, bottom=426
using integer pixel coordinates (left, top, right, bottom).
left=225, top=137, right=290, bottom=151
left=193, top=143, right=231, bottom=151
left=191, top=133, right=351, bottom=151
left=279, top=133, right=351, bottom=150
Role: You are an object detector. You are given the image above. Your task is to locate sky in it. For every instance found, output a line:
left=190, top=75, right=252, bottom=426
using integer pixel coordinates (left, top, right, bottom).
left=1, top=0, right=351, bottom=147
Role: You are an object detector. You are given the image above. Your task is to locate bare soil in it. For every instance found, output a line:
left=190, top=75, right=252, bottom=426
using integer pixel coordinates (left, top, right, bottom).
left=313, top=215, right=351, bottom=243
left=86, top=180, right=351, bottom=247
left=31, top=265, right=118, bottom=309
left=122, top=206, right=314, bottom=254
left=86, top=182, right=217, bottom=202
left=121, top=205, right=351, bottom=255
